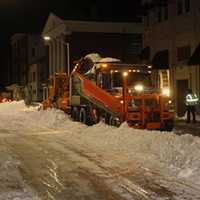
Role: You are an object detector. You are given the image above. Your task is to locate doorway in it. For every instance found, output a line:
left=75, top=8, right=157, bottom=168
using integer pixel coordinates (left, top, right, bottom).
left=176, top=79, right=188, bottom=117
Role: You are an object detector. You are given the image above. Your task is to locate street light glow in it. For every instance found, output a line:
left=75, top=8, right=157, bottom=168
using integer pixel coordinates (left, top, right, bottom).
left=43, top=35, right=70, bottom=76
left=101, top=64, right=108, bottom=68
left=162, top=88, right=170, bottom=97
left=123, top=72, right=128, bottom=77
left=43, top=36, right=51, bottom=41
left=134, top=84, right=144, bottom=92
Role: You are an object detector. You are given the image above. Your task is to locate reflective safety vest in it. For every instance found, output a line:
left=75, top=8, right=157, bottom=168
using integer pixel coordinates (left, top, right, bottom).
left=185, top=93, right=199, bottom=106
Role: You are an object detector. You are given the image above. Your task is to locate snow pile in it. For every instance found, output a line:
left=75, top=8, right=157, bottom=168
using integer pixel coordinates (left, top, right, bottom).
left=0, top=101, right=27, bottom=113
left=1, top=101, right=200, bottom=186
left=0, top=100, right=40, bottom=113
left=26, top=108, right=84, bottom=131
left=99, top=57, right=121, bottom=63
left=84, top=53, right=120, bottom=63
left=84, top=53, right=101, bottom=63
left=84, top=53, right=121, bottom=74
left=71, top=122, right=200, bottom=185
left=0, top=100, right=84, bottom=133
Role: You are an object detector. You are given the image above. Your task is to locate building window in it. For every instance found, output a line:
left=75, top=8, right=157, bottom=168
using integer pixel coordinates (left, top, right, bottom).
left=185, top=0, right=190, bottom=13
left=164, top=6, right=168, bottom=20
left=33, top=72, right=36, bottom=82
left=177, top=45, right=191, bottom=61
left=158, top=7, right=162, bottom=22
left=40, top=71, right=44, bottom=81
left=31, top=47, right=36, bottom=57
left=177, top=0, right=183, bottom=15
left=145, top=13, right=150, bottom=27
left=29, top=73, right=32, bottom=82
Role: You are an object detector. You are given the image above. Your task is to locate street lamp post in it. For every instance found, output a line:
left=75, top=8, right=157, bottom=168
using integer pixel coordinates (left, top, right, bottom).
left=43, top=36, right=70, bottom=76
left=123, top=72, right=128, bottom=121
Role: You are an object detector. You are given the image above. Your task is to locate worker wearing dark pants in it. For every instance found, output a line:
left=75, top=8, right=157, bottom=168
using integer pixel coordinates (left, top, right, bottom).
left=186, top=105, right=196, bottom=123
left=185, top=89, right=199, bottom=123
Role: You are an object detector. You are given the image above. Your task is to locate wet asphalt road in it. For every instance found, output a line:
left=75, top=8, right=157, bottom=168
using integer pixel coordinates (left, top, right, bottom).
left=174, top=121, right=200, bottom=136
left=1, top=127, right=200, bottom=200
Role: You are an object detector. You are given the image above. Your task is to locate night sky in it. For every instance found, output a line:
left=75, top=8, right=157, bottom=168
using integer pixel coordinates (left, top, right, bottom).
left=0, top=0, right=142, bottom=87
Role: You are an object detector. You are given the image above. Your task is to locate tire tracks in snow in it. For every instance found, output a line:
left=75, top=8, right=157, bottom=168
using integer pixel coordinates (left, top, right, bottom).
left=44, top=135, right=200, bottom=200
left=3, top=131, right=200, bottom=200
left=37, top=135, right=176, bottom=200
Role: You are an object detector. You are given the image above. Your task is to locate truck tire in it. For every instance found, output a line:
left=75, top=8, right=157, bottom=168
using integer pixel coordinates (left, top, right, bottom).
left=163, top=120, right=174, bottom=132
left=79, top=108, right=87, bottom=124
left=71, top=107, right=79, bottom=121
left=109, top=116, right=121, bottom=127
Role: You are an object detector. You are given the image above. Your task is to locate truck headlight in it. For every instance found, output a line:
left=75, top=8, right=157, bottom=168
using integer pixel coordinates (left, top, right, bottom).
left=162, top=88, right=170, bottom=97
left=134, top=84, right=144, bottom=92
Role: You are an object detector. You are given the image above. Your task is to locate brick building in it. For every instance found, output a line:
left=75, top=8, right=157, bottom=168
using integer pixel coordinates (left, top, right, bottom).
left=142, top=0, right=200, bottom=116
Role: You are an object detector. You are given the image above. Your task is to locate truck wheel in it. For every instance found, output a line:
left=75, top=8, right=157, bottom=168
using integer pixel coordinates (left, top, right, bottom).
left=113, top=117, right=121, bottom=127
left=104, top=113, right=110, bottom=124
left=79, top=108, right=87, bottom=124
left=109, top=116, right=114, bottom=126
left=109, top=116, right=121, bottom=127
left=71, top=107, right=79, bottom=121
left=163, top=120, right=174, bottom=131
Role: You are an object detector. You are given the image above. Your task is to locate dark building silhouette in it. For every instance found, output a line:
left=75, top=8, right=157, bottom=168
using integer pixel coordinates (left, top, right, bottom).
left=42, top=13, right=143, bottom=76
left=10, top=34, right=48, bottom=101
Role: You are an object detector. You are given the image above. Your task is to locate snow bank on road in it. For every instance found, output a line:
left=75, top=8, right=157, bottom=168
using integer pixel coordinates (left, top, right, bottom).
left=1, top=101, right=200, bottom=186
left=0, top=100, right=40, bottom=114
left=0, top=101, right=83, bottom=132
left=77, top=122, right=200, bottom=185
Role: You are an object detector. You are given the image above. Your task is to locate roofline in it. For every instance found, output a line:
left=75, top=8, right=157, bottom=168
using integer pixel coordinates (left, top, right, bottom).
left=64, top=19, right=141, bottom=25
left=42, top=12, right=143, bottom=36
left=10, top=33, right=27, bottom=41
left=62, top=20, right=142, bottom=34
left=10, top=33, right=42, bottom=42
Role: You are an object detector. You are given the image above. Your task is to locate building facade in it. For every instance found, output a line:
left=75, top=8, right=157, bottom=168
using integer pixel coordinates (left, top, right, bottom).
left=42, top=13, right=143, bottom=77
left=10, top=34, right=48, bottom=102
left=11, top=34, right=28, bottom=86
left=142, top=0, right=200, bottom=116
left=27, top=35, right=48, bottom=102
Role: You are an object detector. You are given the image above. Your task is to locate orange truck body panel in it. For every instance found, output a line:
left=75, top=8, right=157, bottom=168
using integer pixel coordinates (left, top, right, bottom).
left=75, top=72, right=123, bottom=117
left=42, top=73, right=70, bottom=112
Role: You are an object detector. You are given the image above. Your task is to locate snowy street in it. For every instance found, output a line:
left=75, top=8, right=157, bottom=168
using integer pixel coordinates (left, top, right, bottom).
left=1, top=102, right=200, bottom=200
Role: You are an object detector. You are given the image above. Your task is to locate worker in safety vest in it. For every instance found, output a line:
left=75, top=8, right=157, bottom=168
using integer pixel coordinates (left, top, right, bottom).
left=185, top=88, right=199, bottom=123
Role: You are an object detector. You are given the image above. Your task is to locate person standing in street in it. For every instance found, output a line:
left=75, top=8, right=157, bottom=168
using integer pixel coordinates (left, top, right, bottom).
left=185, top=88, right=199, bottom=123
